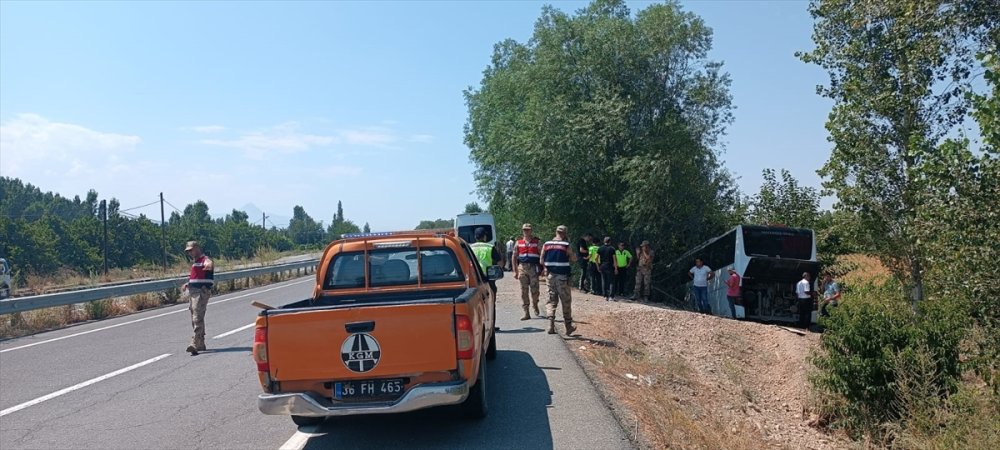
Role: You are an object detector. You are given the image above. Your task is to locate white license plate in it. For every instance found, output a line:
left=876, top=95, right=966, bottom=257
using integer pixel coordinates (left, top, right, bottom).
left=334, top=378, right=405, bottom=400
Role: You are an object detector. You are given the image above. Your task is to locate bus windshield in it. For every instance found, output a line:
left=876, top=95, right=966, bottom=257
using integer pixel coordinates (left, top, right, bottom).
left=742, top=226, right=812, bottom=260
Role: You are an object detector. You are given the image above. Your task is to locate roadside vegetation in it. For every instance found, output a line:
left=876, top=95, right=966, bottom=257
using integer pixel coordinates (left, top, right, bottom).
left=0, top=269, right=306, bottom=340
left=13, top=246, right=305, bottom=297
left=465, top=0, right=997, bottom=448
left=799, top=0, right=999, bottom=447
left=0, top=177, right=365, bottom=292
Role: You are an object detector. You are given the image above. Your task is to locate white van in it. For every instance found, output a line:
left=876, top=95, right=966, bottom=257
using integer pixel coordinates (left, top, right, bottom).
left=454, top=213, right=496, bottom=246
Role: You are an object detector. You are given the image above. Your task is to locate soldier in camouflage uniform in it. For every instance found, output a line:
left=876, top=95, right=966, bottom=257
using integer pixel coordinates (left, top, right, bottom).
left=512, top=224, right=543, bottom=319
left=632, top=241, right=654, bottom=302
left=540, top=225, right=578, bottom=335
left=183, top=241, right=214, bottom=355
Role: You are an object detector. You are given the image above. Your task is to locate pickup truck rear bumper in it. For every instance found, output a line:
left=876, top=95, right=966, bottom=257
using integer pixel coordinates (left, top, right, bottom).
left=258, top=380, right=470, bottom=417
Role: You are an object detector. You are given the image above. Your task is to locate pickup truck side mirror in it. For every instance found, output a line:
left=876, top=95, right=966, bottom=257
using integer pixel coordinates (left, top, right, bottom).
left=486, top=265, right=504, bottom=281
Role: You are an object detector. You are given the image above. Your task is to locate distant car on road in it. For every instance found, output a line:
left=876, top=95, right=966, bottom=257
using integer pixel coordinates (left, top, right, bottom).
left=0, top=258, right=11, bottom=299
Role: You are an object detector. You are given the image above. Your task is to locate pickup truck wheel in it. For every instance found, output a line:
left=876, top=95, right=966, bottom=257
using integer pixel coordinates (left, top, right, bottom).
left=485, top=329, right=497, bottom=361
left=460, top=356, right=488, bottom=419
left=291, top=415, right=325, bottom=427
left=485, top=301, right=497, bottom=361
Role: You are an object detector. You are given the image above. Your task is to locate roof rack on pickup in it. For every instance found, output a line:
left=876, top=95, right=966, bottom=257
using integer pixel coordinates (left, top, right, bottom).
left=340, top=228, right=455, bottom=239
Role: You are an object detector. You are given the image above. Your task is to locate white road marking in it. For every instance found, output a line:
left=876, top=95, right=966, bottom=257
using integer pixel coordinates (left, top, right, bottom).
left=212, top=323, right=255, bottom=339
left=279, top=426, right=324, bottom=450
left=1, top=278, right=313, bottom=353
left=0, top=353, right=171, bottom=417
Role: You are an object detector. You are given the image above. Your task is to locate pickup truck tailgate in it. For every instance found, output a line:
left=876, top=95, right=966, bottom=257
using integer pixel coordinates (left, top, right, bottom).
left=266, top=303, right=457, bottom=381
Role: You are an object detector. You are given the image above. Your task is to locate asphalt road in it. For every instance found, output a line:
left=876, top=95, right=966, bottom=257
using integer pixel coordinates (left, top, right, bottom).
left=0, top=274, right=630, bottom=450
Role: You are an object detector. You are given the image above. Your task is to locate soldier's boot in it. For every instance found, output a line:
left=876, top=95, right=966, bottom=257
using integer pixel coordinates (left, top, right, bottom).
left=532, top=302, right=541, bottom=317
left=565, top=320, right=577, bottom=336
left=547, top=317, right=556, bottom=334
left=521, top=306, right=531, bottom=321
left=186, top=344, right=199, bottom=356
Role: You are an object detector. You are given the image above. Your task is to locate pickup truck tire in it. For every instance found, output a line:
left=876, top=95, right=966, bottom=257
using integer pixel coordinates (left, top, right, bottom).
left=459, top=355, right=488, bottom=419
left=485, top=328, right=497, bottom=361
left=486, top=303, right=498, bottom=360
left=291, top=415, right=325, bottom=427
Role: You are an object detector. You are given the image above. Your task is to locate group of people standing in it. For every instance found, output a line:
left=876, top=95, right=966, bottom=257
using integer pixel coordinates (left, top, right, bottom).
left=691, top=259, right=843, bottom=331
left=575, top=234, right=655, bottom=302
left=506, top=223, right=657, bottom=336
left=795, top=271, right=842, bottom=329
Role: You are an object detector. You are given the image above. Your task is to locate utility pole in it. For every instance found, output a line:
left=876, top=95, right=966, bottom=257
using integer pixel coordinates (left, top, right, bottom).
left=262, top=212, right=267, bottom=229
left=160, top=192, right=167, bottom=271
left=100, top=200, right=108, bottom=276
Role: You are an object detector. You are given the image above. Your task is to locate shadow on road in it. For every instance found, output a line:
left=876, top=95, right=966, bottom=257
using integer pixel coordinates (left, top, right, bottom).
left=202, top=346, right=252, bottom=353
left=302, top=350, right=555, bottom=449
left=497, top=326, right=545, bottom=334
left=564, top=336, right=617, bottom=348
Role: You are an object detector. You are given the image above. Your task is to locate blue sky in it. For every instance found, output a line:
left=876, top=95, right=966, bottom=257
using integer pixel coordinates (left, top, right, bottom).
left=0, top=0, right=833, bottom=231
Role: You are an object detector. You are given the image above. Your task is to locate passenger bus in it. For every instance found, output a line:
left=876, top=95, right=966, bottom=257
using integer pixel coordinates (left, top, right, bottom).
left=662, top=225, right=820, bottom=324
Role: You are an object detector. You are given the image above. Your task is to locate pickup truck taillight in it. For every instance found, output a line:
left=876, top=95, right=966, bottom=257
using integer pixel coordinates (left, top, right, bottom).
left=456, top=314, right=474, bottom=360
left=252, top=326, right=269, bottom=372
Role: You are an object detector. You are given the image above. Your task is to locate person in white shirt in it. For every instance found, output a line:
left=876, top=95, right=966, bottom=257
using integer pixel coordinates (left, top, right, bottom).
left=795, top=272, right=814, bottom=329
left=505, top=237, right=515, bottom=271
left=689, top=258, right=713, bottom=314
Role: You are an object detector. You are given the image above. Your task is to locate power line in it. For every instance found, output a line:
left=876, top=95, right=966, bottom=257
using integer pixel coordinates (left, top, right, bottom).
left=120, top=199, right=160, bottom=213
left=163, top=198, right=183, bottom=214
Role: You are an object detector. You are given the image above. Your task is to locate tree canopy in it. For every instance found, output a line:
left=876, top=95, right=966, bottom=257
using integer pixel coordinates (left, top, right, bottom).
left=747, top=169, right=820, bottom=229
left=799, top=0, right=996, bottom=305
left=0, top=177, right=367, bottom=283
left=465, top=0, right=738, bottom=255
left=415, top=219, right=454, bottom=230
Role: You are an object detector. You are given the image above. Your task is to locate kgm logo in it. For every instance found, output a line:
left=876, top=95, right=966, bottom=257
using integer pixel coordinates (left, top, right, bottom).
left=341, top=333, right=381, bottom=373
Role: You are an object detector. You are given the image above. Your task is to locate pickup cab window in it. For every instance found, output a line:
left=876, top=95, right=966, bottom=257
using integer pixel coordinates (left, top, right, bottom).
left=323, top=247, right=464, bottom=289
left=459, top=242, right=485, bottom=283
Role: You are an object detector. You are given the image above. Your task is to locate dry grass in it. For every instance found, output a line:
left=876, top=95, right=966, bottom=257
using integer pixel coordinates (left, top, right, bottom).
left=10, top=249, right=314, bottom=296
left=580, top=317, right=773, bottom=450
left=125, top=293, right=164, bottom=312
left=837, top=254, right=893, bottom=285
left=0, top=268, right=303, bottom=340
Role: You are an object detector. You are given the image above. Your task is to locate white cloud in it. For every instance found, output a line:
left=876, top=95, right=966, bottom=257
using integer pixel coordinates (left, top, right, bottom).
left=198, top=121, right=430, bottom=159
left=200, top=121, right=336, bottom=159
left=0, top=113, right=141, bottom=177
left=183, top=125, right=226, bottom=133
left=340, top=127, right=397, bottom=147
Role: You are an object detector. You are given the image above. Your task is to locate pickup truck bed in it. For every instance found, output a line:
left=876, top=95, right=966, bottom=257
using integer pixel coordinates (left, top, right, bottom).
left=252, top=233, right=500, bottom=426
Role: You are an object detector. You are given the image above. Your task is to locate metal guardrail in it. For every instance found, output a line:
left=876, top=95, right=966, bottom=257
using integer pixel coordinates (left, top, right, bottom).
left=0, top=259, right=319, bottom=315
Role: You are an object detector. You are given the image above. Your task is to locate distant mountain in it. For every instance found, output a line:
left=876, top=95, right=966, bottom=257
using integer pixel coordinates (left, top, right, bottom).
left=239, top=204, right=291, bottom=229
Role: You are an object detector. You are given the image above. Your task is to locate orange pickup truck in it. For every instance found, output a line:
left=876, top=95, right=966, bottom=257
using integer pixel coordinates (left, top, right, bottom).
left=252, top=232, right=501, bottom=426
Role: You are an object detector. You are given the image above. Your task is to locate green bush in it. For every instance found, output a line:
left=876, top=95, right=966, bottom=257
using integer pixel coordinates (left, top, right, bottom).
left=811, top=281, right=969, bottom=439
left=85, top=299, right=114, bottom=320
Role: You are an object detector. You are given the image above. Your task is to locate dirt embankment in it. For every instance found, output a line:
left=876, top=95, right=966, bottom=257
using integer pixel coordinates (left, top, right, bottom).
left=563, top=293, right=854, bottom=449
